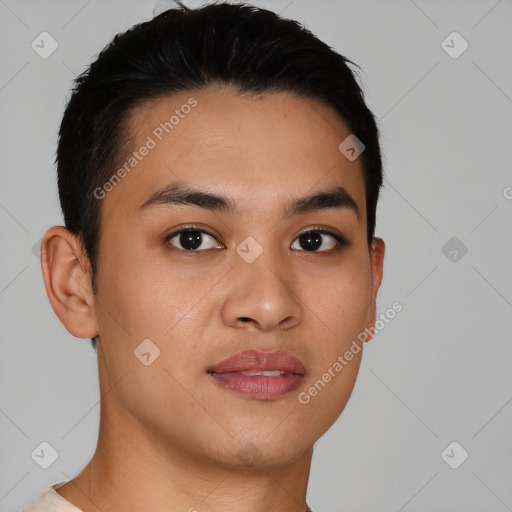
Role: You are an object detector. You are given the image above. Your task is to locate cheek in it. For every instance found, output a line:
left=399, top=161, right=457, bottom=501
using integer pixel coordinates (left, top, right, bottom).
left=296, top=256, right=371, bottom=426
left=301, top=255, right=372, bottom=345
left=295, top=263, right=370, bottom=434
left=93, top=235, right=225, bottom=376
left=92, top=241, right=212, bottom=426
left=95, top=233, right=191, bottom=337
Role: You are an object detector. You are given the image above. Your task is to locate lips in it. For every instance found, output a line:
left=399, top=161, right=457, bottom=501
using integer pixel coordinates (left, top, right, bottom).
left=208, top=349, right=306, bottom=375
left=207, top=349, right=306, bottom=400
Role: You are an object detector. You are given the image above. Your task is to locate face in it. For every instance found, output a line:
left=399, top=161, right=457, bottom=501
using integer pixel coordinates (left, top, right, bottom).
left=88, top=87, right=384, bottom=467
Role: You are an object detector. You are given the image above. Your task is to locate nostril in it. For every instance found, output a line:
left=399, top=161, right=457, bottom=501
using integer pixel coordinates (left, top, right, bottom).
left=240, top=317, right=251, bottom=323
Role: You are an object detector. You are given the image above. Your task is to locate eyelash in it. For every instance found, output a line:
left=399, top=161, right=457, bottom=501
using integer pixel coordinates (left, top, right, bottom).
left=162, top=224, right=348, bottom=254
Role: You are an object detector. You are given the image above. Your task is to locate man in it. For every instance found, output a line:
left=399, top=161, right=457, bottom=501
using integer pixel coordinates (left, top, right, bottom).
left=25, top=1, right=385, bottom=510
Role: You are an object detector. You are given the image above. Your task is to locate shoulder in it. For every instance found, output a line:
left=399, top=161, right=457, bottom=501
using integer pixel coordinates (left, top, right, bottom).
left=23, top=481, right=83, bottom=512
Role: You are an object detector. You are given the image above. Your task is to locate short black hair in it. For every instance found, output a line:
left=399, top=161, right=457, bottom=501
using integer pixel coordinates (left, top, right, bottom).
left=56, top=0, right=384, bottom=350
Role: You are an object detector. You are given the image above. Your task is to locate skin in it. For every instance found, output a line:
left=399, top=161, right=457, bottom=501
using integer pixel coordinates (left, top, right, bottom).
left=41, top=87, right=385, bottom=512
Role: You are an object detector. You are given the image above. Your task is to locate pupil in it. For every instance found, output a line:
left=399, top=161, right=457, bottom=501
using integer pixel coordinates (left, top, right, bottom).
left=180, top=230, right=202, bottom=250
left=300, top=231, right=321, bottom=251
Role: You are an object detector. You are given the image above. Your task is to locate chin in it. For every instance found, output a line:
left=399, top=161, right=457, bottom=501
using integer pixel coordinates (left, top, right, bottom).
left=206, top=433, right=314, bottom=470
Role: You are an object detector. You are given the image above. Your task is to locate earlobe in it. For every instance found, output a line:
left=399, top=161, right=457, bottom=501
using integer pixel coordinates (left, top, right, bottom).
left=40, top=226, right=99, bottom=339
left=371, top=237, right=385, bottom=293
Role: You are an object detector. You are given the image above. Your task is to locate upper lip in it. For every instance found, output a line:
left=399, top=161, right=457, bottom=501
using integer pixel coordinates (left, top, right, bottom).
left=208, top=349, right=306, bottom=375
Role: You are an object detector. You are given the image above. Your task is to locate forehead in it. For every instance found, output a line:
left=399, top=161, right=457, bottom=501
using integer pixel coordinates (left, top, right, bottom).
left=101, top=87, right=366, bottom=221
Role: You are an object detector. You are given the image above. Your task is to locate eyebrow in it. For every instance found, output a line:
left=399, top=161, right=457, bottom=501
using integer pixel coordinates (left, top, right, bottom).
left=138, top=182, right=360, bottom=220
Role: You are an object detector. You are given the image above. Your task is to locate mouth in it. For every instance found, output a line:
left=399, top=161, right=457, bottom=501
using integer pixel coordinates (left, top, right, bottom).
left=207, top=349, right=306, bottom=401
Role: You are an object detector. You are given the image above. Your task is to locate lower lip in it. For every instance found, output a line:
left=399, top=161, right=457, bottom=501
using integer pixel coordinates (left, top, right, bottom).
left=209, top=372, right=304, bottom=400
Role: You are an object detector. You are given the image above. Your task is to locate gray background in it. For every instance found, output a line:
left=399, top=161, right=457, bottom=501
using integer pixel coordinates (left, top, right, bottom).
left=1, top=0, right=511, bottom=511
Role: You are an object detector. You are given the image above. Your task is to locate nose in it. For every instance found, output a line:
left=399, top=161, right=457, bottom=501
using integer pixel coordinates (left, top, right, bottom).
left=221, top=247, right=303, bottom=332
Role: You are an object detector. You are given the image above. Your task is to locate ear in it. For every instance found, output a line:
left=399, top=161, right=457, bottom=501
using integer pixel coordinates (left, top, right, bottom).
left=363, top=237, right=385, bottom=342
left=40, top=226, right=99, bottom=339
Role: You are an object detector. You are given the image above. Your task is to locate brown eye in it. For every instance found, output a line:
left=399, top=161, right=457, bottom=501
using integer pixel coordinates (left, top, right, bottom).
left=165, top=229, right=222, bottom=252
left=291, top=230, right=345, bottom=252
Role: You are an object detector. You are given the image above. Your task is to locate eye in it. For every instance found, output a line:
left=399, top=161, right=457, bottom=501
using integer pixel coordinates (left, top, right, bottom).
left=164, top=228, right=223, bottom=252
left=291, top=228, right=346, bottom=252
left=163, top=225, right=347, bottom=254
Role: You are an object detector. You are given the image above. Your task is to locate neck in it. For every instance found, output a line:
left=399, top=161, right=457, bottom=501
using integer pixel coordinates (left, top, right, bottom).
left=57, top=374, right=313, bottom=512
